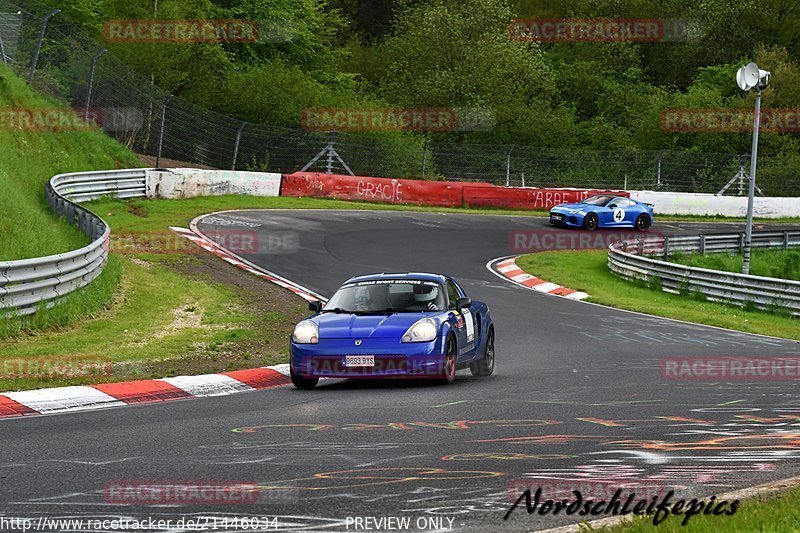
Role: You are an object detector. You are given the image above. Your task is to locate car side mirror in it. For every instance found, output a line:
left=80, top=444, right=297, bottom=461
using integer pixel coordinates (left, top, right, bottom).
left=608, top=203, right=617, bottom=208
left=456, top=297, right=472, bottom=310
left=308, top=300, right=323, bottom=313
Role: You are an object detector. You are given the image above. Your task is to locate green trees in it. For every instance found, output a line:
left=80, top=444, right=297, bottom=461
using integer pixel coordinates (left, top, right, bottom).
left=40, top=0, right=800, bottom=157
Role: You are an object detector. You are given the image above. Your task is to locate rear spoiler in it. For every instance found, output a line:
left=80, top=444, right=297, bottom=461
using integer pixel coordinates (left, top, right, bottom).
left=644, top=203, right=655, bottom=208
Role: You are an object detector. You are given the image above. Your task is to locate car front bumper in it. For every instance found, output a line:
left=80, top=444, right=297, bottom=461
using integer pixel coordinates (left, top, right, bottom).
left=290, top=336, right=447, bottom=378
left=549, top=210, right=584, bottom=227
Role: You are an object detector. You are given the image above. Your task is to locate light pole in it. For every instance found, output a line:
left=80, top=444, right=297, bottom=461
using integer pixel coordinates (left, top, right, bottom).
left=735, top=62, right=770, bottom=275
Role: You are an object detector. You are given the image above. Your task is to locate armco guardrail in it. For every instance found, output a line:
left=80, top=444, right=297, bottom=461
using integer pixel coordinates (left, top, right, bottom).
left=0, top=168, right=148, bottom=317
left=608, top=231, right=800, bottom=314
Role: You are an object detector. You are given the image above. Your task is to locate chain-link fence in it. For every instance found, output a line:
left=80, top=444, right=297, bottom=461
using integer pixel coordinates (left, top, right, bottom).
left=2, top=0, right=798, bottom=195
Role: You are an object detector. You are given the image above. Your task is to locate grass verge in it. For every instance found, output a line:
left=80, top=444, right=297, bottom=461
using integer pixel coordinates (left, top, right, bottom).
left=0, top=64, right=140, bottom=260
left=597, top=484, right=800, bottom=532
left=670, top=248, right=800, bottom=282
left=515, top=249, right=800, bottom=340
left=0, top=250, right=307, bottom=392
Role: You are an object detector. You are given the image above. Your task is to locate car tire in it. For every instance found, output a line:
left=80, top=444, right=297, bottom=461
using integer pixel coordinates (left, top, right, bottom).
left=440, top=335, right=457, bottom=385
left=635, top=213, right=652, bottom=231
left=470, top=329, right=495, bottom=377
left=290, top=364, right=319, bottom=390
left=582, top=212, right=599, bottom=231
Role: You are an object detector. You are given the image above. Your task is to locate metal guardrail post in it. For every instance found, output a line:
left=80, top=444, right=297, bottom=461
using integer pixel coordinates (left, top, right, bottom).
left=663, top=237, right=670, bottom=259
left=155, top=94, right=174, bottom=168
left=325, top=131, right=336, bottom=175
left=608, top=231, right=800, bottom=315
left=700, top=235, right=706, bottom=255
left=28, top=9, right=59, bottom=84
left=421, top=137, right=428, bottom=178
left=84, top=49, right=107, bottom=122
left=231, top=121, right=245, bottom=170
left=505, top=145, right=514, bottom=187
left=0, top=30, right=7, bottom=67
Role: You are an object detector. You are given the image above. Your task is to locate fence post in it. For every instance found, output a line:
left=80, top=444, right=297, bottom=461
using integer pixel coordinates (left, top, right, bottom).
left=155, top=94, right=174, bottom=168
left=505, top=145, right=514, bottom=187
left=231, top=121, right=245, bottom=170
left=421, top=137, right=428, bottom=177
left=28, top=9, right=59, bottom=84
left=700, top=234, right=706, bottom=255
left=785, top=230, right=790, bottom=250
left=656, top=151, right=663, bottom=188
left=663, top=236, right=670, bottom=259
left=325, top=131, right=336, bottom=175
left=0, top=29, right=7, bottom=66
left=84, top=48, right=107, bottom=122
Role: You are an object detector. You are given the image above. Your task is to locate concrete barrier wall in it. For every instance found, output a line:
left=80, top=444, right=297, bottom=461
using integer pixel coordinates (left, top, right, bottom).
left=281, top=172, right=625, bottom=210
left=630, top=191, right=800, bottom=218
left=146, top=169, right=282, bottom=199
left=142, top=168, right=800, bottom=218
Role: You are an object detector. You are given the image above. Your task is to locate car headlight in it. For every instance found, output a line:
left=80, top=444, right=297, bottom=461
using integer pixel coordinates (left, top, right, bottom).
left=292, top=320, right=319, bottom=344
left=402, top=318, right=438, bottom=343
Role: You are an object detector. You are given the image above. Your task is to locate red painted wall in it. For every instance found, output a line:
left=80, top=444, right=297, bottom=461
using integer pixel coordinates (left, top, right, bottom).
left=282, top=172, right=627, bottom=210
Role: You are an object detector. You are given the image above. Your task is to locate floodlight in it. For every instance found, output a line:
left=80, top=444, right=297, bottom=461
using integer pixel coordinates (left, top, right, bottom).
left=736, top=62, right=770, bottom=91
left=735, top=61, right=771, bottom=274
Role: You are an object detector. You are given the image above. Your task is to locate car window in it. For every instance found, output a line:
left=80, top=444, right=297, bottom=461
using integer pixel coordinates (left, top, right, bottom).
left=614, top=198, right=634, bottom=207
left=325, top=280, right=446, bottom=312
left=582, top=195, right=614, bottom=206
left=446, top=280, right=460, bottom=310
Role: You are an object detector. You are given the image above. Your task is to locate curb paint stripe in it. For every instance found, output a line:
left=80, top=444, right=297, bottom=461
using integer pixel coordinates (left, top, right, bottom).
left=0, top=365, right=291, bottom=420
left=170, top=226, right=326, bottom=304
left=93, top=380, right=191, bottom=404
left=491, top=256, right=589, bottom=301
left=222, top=368, right=292, bottom=389
left=2, top=386, right=126, bottom=415
left=0, top=396, right=37, bottom=418
left=160, top=374, right=254, bottom=397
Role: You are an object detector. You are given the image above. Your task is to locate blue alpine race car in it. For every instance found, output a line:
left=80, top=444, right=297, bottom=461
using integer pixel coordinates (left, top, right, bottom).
left=289, top=273, right=495, bottom=389
left=549, top=194, right=654, bottom=231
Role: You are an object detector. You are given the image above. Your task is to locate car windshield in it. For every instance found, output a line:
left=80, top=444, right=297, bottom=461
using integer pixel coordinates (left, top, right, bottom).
left=581, top=195, right=615, bottom=206
left=324, top=280, right=446, bottom=313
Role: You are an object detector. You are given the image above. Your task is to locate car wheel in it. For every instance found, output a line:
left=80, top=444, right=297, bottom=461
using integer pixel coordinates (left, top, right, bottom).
left=582, top=212, right=598, bottom=231
left=290, top=364, right=319, bottom=390
left=440, top=335, right=457, bottom=385
left=635, top=213, right=651, bottom=231
left=470, top=329, right=495, bottom=377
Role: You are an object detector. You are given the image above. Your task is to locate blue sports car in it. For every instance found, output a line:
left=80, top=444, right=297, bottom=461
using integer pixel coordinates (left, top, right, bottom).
left=289, top=273, right=495, bottom=389
left=549, top=194, right=654, bottom=231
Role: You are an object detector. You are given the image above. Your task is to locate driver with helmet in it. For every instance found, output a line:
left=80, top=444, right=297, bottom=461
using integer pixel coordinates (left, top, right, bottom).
left=412, top=283, right=443, bottom=311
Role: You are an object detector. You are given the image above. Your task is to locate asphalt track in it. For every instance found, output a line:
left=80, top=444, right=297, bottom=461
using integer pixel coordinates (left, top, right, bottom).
left=2, top=209, right=800, bottom=533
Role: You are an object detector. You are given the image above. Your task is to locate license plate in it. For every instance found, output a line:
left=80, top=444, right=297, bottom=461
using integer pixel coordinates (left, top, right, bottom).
left=345, top=355, right=374, bottom=367
left=551, top=214, right=564, bottom=220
